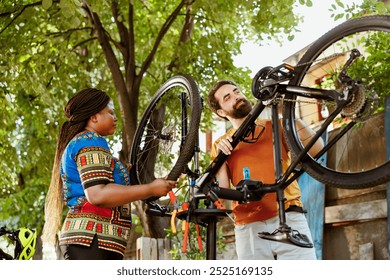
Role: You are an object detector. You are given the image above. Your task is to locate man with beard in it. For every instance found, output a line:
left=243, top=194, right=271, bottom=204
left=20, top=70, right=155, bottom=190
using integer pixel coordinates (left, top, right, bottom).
left=207, top=80, right=323, bottom=260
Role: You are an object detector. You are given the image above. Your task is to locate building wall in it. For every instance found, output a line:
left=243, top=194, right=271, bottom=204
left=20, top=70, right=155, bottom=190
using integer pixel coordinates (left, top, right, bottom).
left=323, top=112, right=388, bottom=259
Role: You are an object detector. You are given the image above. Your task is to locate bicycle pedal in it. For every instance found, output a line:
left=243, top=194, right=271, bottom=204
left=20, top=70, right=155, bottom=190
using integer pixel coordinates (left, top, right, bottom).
left=258, top=230, right=313, bottom=248
left=258, top=231, right=288, bottom=241
left=287, top=231, right=313, bottom=248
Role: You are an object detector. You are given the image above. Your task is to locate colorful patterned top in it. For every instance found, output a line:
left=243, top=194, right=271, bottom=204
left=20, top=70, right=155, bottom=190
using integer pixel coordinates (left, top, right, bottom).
left=59, top=131, right=132, bottom=256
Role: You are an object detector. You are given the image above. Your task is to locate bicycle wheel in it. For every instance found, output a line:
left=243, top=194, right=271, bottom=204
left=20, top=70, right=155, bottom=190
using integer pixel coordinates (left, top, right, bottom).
left=283, top=15, right=390, bottom=189
left=130, top=75, right=201, bottom=188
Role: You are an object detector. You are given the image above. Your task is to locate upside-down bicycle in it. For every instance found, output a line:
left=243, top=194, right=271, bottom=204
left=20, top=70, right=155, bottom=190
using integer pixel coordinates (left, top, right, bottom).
left=130, top=15, right=390, bottom=259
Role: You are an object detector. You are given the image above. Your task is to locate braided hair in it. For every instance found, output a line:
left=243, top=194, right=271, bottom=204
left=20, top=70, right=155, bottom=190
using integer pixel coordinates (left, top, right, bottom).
left=42, top=88, right=110, bottom=246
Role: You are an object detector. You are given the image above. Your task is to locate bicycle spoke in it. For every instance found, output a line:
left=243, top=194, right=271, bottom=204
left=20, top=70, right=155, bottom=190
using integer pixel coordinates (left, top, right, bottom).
left=283, top=15, right=390, bottom=188
left=130, top=75, right=201, bottom=193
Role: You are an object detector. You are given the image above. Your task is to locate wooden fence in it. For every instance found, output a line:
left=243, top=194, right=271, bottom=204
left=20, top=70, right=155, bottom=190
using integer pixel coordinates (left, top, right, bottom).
left=136, top=237, right=173, bottom=260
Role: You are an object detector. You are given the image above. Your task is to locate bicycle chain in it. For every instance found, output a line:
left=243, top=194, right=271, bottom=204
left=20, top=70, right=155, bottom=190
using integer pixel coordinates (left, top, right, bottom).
left=293, top=52, right=347, bottom=69
left=276, top=97, right=322, bottom=105
left=279, top=51, right=354, bottom=106
left=264, top=48, right=365, bottom=111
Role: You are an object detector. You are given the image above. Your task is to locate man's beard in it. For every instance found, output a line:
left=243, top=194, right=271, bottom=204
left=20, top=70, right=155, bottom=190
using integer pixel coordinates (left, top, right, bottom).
left=231, top=98, right=252, bottom=119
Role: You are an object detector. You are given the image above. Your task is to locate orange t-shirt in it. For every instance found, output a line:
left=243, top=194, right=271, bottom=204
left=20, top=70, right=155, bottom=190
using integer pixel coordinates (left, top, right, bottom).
left=210, top=120, right=302, bottom=225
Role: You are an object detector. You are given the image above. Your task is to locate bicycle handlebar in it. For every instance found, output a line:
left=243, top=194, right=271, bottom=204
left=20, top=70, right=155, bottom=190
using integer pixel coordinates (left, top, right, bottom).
left=210, top=186, right=246, bottom=202
left=196, top=175, right=269, bottom=205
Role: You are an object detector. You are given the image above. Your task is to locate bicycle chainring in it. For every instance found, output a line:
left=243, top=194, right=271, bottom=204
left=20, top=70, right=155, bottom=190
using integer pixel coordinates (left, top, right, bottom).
left=251, top=66, right=275, bottom=101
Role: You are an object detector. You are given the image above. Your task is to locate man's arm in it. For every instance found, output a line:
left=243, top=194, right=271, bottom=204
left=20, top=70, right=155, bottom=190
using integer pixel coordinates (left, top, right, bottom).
left=215, top=162, right=231, bottom=189
left=210, top=138, right=232, bottom=206
left=295, top=119, right=324, bottom=157
left=210, top=135, right=233, bottom=188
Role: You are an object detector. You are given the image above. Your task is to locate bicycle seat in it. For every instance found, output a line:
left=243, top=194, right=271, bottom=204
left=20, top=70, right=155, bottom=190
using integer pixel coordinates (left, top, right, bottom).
left=258, top=228, right=313, bottom=248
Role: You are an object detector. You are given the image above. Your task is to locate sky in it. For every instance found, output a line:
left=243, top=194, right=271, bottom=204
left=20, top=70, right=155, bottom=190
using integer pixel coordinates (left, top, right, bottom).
left=234, top=0, right=363, bottom=76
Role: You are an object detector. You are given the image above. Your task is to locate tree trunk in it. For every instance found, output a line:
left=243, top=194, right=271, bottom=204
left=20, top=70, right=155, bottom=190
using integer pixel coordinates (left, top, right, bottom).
left=82, top=0, right=186, bottom=239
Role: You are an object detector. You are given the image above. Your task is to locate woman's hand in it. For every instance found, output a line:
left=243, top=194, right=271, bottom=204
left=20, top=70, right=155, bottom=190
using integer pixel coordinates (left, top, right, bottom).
left=126, top=163, right=133, bottom=174
left=148, top=178, right=177, bottom=197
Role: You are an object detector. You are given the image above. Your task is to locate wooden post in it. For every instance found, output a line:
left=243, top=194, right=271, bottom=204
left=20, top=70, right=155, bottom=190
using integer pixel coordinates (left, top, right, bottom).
left=385, top=97, right=390, bottom=259
left=359, top=242, right=374, bottom=260
left=136, top=237, right=157, bottom=260
left=136, top=237, right=172, bottom=260
left=157, top=238, right=172, bottom=260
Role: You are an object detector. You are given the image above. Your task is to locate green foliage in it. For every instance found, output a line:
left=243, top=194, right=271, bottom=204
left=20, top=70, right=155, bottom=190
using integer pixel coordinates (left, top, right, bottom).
left=0, top=184, right=46, bottom=231
left=325, top=0, right=390, bottom=109
left=2, top=0, right=386, bottom=258
left=329, top=0, right=390, bottom=21
left=352, top=31, right=390, bottom=111
left=0, top=0, right=308, bottom=244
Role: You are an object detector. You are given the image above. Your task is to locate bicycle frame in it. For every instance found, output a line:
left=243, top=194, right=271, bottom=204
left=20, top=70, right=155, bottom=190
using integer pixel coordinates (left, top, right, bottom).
left=198, top=49, right=362, bottom=201
left=143, top=59, right=363, bottom=259
left=186, top=72, right=355, bottom=258
left=196, top=85, right=346, bottom=202
left=135, top=16, right=390, bottom=259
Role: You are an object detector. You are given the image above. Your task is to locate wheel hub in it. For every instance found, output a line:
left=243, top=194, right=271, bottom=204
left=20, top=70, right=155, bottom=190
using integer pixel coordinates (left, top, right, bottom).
left=159, top=124, right=176, bottom=151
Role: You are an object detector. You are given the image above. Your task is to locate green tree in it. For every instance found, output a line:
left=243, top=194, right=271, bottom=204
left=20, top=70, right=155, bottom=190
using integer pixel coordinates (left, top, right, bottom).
left=0, top=0, right=306, bottom=233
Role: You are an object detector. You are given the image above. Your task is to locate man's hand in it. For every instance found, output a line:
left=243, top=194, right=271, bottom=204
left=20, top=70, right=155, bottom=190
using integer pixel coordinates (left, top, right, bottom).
left=216, top=135, right=233, bottom=155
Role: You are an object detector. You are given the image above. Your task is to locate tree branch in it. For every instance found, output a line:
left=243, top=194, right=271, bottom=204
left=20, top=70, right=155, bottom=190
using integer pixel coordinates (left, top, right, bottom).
left=168, top=1, right=196, bottom=71
left=70, top=37, right=97, bottom=51
left=138, top=0, right=188, bottom=77
left=46, top=27, right=93, bottom=38
left=179, top=1, right=195, bottom=43
left=111, top=1, right=129, bottom=54
left=82, top=1, right=128, bottom=95
left=0, top=1, right=58, bottom=35
left=81, top=0, right=134, bottom=150
left=110, top=1, right=136, bottom=89
left=127, top=3, right=136, bottom=88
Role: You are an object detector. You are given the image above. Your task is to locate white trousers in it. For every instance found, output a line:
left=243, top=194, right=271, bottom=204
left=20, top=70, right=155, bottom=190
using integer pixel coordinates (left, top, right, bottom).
left=234, top=212, right=317, bottom=260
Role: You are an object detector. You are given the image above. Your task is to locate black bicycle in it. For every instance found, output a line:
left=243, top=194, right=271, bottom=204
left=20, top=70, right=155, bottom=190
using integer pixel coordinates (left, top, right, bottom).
left=130, top=15, right=390, bottom=259
left=0, top=226, right=37, bottom=260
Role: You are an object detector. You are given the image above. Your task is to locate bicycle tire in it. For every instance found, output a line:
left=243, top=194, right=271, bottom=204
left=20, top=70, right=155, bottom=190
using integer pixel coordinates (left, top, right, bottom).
left=130, top=75, right=201, bottom=189
left=284, top=15, right=390, bottom=189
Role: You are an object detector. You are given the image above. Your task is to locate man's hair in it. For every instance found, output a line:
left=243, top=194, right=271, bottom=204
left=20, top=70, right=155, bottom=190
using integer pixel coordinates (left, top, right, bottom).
left=207, top=80, right=237, bottom=120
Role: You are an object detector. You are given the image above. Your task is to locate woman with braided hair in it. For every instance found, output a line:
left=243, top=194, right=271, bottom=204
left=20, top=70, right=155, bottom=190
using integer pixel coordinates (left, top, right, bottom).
left=42, top=88, right=176, bottom=260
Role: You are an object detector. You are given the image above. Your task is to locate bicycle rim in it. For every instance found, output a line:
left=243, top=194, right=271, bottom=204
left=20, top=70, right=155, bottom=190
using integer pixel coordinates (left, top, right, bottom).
left=130, top=75, right=201, bottom=188
left=284, top=15, right=390, bottom=189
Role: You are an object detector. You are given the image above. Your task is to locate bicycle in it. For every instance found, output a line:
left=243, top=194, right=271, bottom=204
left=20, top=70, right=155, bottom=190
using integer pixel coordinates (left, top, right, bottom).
left=130, top=15, right=390, bottom=259
left=0, top=226, right=37, bottom=260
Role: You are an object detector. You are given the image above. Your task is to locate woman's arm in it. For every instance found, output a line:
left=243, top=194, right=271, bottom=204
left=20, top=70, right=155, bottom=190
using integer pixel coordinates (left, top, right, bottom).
left=84, top=178, right=176, bottom=208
